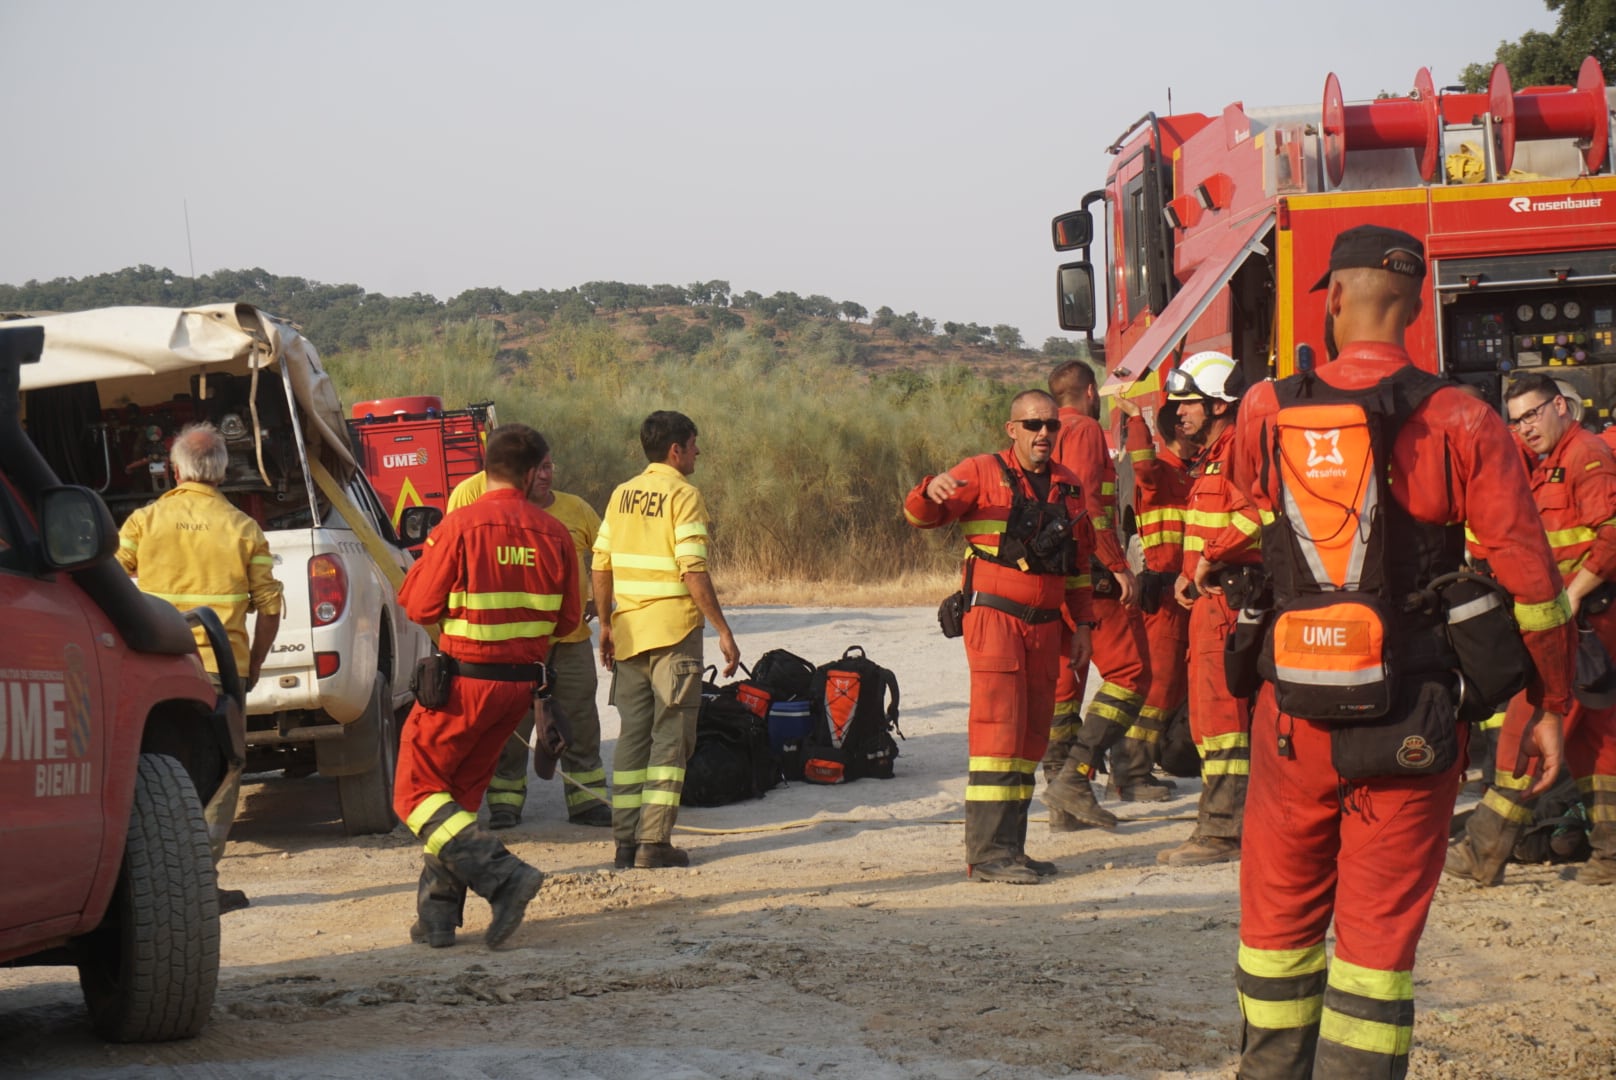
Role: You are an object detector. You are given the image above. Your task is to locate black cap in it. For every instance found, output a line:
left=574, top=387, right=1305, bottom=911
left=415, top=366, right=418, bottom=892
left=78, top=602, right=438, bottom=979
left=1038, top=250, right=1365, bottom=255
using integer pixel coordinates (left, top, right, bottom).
left=1309, top=224, right=1426, bottom=291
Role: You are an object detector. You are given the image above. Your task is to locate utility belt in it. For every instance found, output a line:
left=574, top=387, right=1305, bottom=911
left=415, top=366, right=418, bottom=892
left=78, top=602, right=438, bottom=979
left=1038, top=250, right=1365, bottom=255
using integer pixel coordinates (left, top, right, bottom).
left=411, top=651, right=551, bottom=709
left=969, top=591, right=1064, bottom=624
left=1137, top=569, right=1172, bottom=615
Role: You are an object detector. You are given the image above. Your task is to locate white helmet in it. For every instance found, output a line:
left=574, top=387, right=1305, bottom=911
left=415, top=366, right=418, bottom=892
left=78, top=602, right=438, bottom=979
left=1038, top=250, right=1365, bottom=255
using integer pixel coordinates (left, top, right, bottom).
left=1165, top=350, right=1240, bottom=402
left=1554, top=379, right=1586, bottom=424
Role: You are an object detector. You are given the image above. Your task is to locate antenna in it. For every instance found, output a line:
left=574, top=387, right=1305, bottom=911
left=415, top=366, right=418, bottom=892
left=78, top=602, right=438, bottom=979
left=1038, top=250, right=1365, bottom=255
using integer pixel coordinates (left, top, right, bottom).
left=1167, top=86, right=1173, bottom=115
left=183, top=198, right=196, bottom=279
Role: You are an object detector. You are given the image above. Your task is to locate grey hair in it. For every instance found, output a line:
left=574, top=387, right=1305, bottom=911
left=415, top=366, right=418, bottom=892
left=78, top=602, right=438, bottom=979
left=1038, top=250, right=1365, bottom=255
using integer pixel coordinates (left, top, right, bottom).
left=170, top=422, right=229, bottom=485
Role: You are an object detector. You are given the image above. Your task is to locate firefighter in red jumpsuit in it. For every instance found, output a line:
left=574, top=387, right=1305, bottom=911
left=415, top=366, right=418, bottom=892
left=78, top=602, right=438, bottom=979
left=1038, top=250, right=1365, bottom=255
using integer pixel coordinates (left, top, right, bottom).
left=1118, top=393, right=1194, bottom=793
left=904, top=389, right=1096, bottom=884
left=1161, top=349, right=1259, bottom=867
left=1040, top=361, right=1162, bottom=831
left=1446, top=371, right=1616, bottom=887
left=1217, top=226, right=1573, bottom=1080
left=393, top=424, right=581, bottom=949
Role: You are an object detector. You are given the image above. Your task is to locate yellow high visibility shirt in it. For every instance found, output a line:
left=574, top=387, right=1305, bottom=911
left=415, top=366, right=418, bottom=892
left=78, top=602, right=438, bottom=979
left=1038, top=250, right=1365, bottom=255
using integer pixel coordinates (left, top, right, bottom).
left=115, top=482, right=284, bottom=674
left=592, top=463, right=709, bottom=660
left=447, top=472, right=599, bottom=645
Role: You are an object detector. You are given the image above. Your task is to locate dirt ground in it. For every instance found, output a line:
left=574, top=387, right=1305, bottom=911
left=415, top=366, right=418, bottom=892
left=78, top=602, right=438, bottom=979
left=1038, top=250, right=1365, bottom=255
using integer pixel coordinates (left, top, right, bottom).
left=4, top=606, right=1614, bottom=1079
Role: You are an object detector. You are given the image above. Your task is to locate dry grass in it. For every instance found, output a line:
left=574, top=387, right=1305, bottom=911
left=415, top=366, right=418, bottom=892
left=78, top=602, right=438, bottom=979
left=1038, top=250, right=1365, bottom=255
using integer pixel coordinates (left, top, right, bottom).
left=715, top=568, right=959, bottom=608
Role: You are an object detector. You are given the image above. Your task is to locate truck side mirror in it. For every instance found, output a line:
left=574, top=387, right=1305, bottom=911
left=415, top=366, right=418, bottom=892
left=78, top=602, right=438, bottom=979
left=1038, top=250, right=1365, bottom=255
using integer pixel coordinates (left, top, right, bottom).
left=39, top=485, right=118, bottom=571
left=398, top=505, right=444, bottom=547
left=1052, top=210, right=1093, bottom=252
left=1057, top=262, right=1097, bottom=333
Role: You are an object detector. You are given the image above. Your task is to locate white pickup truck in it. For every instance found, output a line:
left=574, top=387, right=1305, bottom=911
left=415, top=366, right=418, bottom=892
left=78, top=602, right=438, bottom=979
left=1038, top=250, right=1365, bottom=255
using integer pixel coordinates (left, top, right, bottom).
left=10, top=304, right=429, bottom=834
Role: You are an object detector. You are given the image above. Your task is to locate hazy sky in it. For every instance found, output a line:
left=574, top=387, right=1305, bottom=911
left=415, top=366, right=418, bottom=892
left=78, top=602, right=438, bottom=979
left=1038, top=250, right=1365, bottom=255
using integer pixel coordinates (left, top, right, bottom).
left=0, top=1, right=1556, bottom=346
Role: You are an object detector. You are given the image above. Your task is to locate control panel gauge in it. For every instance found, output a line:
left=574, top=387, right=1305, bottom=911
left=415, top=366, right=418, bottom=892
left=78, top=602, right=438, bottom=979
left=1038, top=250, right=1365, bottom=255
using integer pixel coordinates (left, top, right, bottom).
left=1541, top=301, right=1559, bottom=321
left=1517, top=303, right=1536, bottom=322
left=1564, top=300, right=1582, bottom=320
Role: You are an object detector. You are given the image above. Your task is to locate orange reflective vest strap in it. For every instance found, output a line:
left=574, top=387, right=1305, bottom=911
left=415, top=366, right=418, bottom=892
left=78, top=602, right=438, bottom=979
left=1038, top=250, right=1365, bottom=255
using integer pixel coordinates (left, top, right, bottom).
left=405, top=791, right=478, bottom=855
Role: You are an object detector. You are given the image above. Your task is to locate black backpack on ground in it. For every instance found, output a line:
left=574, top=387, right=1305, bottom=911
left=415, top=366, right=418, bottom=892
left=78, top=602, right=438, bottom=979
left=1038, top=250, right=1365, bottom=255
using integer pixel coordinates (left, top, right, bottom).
left=681, top=688, right=780, bottom=807
left=733, top=650, right=819, bottom=782
left=802, top=646, right=903, bottom=784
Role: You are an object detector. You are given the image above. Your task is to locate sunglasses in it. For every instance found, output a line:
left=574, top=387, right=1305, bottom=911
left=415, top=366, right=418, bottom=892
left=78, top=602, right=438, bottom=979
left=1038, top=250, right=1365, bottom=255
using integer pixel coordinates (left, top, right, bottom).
left=1015, top=418, right=1062, bottom=433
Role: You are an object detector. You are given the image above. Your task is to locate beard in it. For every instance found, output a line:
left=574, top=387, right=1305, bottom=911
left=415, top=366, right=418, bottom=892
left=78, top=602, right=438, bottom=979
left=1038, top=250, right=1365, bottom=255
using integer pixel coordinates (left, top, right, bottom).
left=1324, top=311, right=1339, bottom=362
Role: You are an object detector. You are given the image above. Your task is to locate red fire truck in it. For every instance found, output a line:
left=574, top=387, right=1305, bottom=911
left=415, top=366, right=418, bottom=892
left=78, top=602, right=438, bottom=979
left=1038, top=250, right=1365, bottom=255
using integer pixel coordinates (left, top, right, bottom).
left=1053, top=57, right=1616, bottom=422
left=347, top=396, right=496, bottom=530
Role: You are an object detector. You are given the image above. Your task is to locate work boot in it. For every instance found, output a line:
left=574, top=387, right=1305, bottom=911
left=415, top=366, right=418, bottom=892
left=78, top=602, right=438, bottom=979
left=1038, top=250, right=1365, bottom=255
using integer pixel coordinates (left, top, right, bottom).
left=1043, top=769, right=1119, bottom=830
left=1007, top=800, right=1055, bottom=875
left=634, top=842, right=690, bottom=869
left=569, top=803, right=613, bottom=828
left=438, top=828, right=545, bottom=948
left=613, top=842, right=637, bottom=869
left=487, top=808, right=521, bottom=831
left=407, top=853, right=467, bottom=948
left=1106, top=734, right=1174, bottom=801
left=1013, top=853, right=1059, bottom=876
left=1108, top=775, right=1178, bottom=803
left=968, top=859, right=1040, bottom=884
left=1048, top=808, right=1086, bottom=833
left=1157, top=835, right=1241, bottom=866
left=1574, top=857, right=1616, bottom=885
left=1444, top=798, right=1527, bottom=887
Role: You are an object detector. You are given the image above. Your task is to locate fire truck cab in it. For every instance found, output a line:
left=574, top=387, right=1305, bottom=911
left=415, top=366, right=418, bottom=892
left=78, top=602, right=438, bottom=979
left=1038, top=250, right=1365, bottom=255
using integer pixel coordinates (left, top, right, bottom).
left=1054, top=57, right=1616, bottom=424
left=347, top=396, right=494, bottom=541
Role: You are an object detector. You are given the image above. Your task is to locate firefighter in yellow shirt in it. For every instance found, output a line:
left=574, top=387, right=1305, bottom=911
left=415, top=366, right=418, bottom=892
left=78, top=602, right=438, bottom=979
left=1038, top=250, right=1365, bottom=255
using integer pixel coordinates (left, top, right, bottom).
left=593, top=410, right=740, bottom=869
left=448, top=453, right=612, bottom=828
left=116, top=422, right=284, bottom=913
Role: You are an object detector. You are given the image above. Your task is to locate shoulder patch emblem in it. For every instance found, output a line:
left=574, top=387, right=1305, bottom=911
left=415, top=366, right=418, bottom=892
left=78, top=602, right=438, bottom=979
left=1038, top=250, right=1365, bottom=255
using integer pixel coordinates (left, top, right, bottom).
left=1549, top=467, right=1566, bottom=483
left=1204, top=461, right=1222, bottom=476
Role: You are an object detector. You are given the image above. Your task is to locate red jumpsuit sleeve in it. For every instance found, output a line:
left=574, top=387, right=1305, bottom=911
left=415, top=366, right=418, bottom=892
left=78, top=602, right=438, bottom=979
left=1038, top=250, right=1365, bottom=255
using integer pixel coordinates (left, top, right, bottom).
left=903, top=456, right=984, bottom=530
left=1124, top=413, right=1164, bottom=495
left=1448, top=404, right=1576, bottom=713
left=1059, top=419, right=1127, bottom=572
left=550, top=518, right=582, bottom=643
left=1064, top=506, right=1096, bottom=625
left=1568, top=440, right=1616, bottom=581
left=398, top=517, right=464, bottom=627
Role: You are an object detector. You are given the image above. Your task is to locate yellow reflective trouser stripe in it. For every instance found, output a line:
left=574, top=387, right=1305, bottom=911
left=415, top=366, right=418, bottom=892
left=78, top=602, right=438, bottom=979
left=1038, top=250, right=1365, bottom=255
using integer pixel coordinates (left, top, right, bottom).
left=643, top=789, right=682, bottom=806
left=1124, top=725, right=1159, bottom=743
left=1546, top=525, right=1596, bottom=548
left=616, top=581, right=691, bottom=598
left=1050, top=723, right=1080, bottom=741
left=405, top=792, right=454, bottom=834
left=1098, top=681, right=1144, bottom=706
left=1576, top=775, right=1616, bottom=793
left=487, top=791, right=525, bottom=807
left=1201, top=732, right=1250, bottom=752
left=487, top=775, right=526, bottom=791
left=148, top=590, right=249, bottom=605
left=1589, top=804, right=1616, bottom=823
left=250, top=555, right=274, bottom=566
left=1138, top=704, right=1167, bottom=723
left=674, top=522, right=708, bottom=540
left=569, top=767, right=607, bottom=785
left=615, top=768, right=647, bottom=785
left=448, top=590, right=563, bottom=611
left=1478, top=711, right=1506, bottom=731
left=1240, top=943, right=1328, bottom=979
left=1203, top=759, right=1252, bottom=776
left=611, top=552, right=681, bottom=571
left=1087, top=700, right=1131, bottom=725
left=674, top=540, right=707, bottom=558
left=567, top=786, right=606, bottom=807
left=614, top=792, right=644, bottom=808
left=1241, top=994, right=1323, bottom=1030
left=1328, top=956, right=1413, bottom=1001
left=1053, top=701, right=1083, bottom=716
left=1319, top=1010, right=1412, bottom=1057
left=646, top=765, right=684, bottom=782
left=968, top=756, right=1039, bottom=772
left=1515, top=593, right=1571, bottom=631
left=1491, top=769, right=1532, bottom=791
left=1482, top=787, right=1534, bottom=823
left=965, top=783, right=1037, bottom=801
left=423, top=811, right=477, bottom=856
left=441, top=618, right=557, bottom=641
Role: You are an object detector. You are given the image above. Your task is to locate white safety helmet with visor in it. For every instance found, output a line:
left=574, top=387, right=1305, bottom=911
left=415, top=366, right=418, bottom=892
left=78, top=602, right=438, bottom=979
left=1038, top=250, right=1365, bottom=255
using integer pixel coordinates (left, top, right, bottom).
left=1164, top=350, right=1241, bottom=403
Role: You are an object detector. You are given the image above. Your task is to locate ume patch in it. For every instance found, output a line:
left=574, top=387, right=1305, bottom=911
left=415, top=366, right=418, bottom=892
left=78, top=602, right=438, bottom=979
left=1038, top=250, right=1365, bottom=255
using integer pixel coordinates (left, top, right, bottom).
left=1283, top=617, right=1371, bottom=656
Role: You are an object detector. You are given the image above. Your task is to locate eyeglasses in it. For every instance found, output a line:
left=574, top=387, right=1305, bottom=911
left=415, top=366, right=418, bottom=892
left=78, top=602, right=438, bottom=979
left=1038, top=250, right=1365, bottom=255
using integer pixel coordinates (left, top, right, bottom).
left=1015, top=418, right=1062, bottom=433
left=1506, top=398, right=1555, bottom=430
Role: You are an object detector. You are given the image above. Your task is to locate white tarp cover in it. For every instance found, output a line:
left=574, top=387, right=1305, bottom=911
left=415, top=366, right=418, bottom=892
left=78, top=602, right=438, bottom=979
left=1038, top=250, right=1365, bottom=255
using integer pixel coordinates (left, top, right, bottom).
left=8, top=303, right=356, bottom=475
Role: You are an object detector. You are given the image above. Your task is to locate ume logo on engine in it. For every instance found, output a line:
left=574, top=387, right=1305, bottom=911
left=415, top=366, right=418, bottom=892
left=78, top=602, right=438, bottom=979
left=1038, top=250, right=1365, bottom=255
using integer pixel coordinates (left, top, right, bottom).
left=383, top=451, right=426, bottom=469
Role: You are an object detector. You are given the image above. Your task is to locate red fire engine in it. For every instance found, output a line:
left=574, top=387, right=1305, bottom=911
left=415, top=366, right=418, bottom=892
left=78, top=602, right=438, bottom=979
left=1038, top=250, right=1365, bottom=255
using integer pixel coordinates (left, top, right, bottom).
left=347, top=396, right=496, bottom=530
left=1053, top=57, right=1616, bottom=421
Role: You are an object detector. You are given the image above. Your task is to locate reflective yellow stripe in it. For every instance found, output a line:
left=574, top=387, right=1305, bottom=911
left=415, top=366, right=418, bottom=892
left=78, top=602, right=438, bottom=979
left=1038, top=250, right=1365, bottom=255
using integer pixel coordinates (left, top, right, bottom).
left=1201, top=731, right=1250, bottom=752
left=1052, top=701, right=1083, bottom=716
left=1491, top=769, right=1532, bottom=791
left=567, top=787, right=607, bottom=807
left=1049, top=723, right=1081, bottom=741
left=1478, top=711, right=1506, bottom=731
left=487, top=775, right=526, bottom=791
left=487, top=791, right=525, bottom=807
left=1240, top=993, right=1323, bottom=1030
left=674, top=522, right=708, bottom=540
left=1258, top=509, right=1277, bottom=526
left=1231, top=514, right=1262, bottom=538
left=645, top=765, right=685, bottom=782
left=1240, top=942, right=1328, bottom=978
left=1123, top=725, right=1159, bottom=742
left=250, top=555, right=274, bottom=566
left=904, top=507, right=931, bottom=526
left=1138, top=705, right=1168, bottom=723
left=1186, top=510, right=1234, bottom=528
left=968, top=755, right=1037, bottom=772
left=962, top=519, right=1008, bottom=534
left=119, top=537, right=138, bottom=551
left=1139, top=529, right=1185, bottom=547
left=611, top=552, right=681, bottom=571
left=1328, top=956, right=1412, bottom=1001
left=613, top=792, right=644, bottom=808
left=1070, top=574, right=1092, bottom=589
left=1558, top=557, right=1584, bottom=576
left=643, top=789, right=682, bottom=806
left=1546, top=525, right=1596, bottom=548
left=1319, top=1008, right=1412, bottom=1057
left=1464, top=526, right=1479, bottom=545
left=568, top=767, right=607, bottom=785
left=1482, top=787, right=1534, bottom=823
left=1130, top=448, right=1155, bottom=463
left=1098, top=681, right=1144, bottom=706
left=447, top=590, right=563, bottom=611
left=441, top=618, right=557, bottom=641
left=147, top=590, right=250, bottom=604
left=423, top=810, right=477, bottom=855
left=674, top=540, right=707, bottom=558
left=1184, top=535, right=1206, bottom=552
left=1087, top=700, right=1132, bottom=725
left=616, top=581, right=691, bottom=598
left=965, top=783, right=1036, bottom=801
left=615, top=768, right=647, bottom=785
left=1203, top=758, right=1251, bottom=775
left=406, top=792, right=454, bottom=835
left=1576, top=775, right=1616, bottom=793
left=1515, top=593, right=1571, bottom=631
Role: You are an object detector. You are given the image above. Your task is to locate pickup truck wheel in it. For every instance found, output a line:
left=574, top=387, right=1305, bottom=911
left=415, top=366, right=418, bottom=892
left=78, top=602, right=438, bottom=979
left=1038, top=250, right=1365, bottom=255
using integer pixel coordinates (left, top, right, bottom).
left=77, top=753, right=220, bottom=1042
left=337, top=672, right=400, bottom=835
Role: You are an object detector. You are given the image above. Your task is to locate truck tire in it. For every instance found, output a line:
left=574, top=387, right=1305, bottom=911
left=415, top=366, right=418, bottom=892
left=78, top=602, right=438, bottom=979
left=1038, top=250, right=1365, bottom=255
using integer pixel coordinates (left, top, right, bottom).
left=337, top=672, right=400, bottom=835
left=77, top=753, right=220, bottom=1042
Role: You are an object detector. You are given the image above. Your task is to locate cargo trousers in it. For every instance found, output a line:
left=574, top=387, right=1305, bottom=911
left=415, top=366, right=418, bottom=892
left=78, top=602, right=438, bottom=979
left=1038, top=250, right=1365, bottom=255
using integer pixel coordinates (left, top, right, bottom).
left=486, top=638, right=609, bottom=822
left=610, top=626, right=704, bottom=847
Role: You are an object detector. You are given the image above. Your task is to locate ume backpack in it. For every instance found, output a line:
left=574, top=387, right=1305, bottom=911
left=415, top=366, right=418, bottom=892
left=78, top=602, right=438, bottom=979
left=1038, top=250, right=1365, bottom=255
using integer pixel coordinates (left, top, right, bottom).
left=802, top=646, right=902, bottom=783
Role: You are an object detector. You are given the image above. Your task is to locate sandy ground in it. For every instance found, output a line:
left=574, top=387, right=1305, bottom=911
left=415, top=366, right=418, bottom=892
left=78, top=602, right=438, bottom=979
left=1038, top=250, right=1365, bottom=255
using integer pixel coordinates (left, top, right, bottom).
left=3, top=606, right=1615, bottom=1079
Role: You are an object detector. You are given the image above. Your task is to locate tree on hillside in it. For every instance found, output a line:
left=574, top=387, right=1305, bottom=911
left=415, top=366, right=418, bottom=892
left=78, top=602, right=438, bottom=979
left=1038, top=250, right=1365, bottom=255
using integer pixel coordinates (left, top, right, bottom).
left=840, top=300, right=867, bottom=323
left=992, top=324, right=1023, bottom=351
left=1043, top=336, right=1084, bottom=358
left=1459, top=0, right=1615, bottom=90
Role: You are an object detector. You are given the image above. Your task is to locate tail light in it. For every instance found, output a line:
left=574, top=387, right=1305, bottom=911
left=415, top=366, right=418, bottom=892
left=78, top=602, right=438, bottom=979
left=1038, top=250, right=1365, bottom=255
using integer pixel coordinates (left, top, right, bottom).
left=308, top=553, right=349, bottom=627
